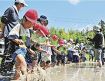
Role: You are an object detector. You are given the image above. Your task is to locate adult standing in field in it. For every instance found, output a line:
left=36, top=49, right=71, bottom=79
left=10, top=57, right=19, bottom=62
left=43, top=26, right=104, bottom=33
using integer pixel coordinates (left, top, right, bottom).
left=87, top=26, right=104, bottom=67
left=0, top=0, right=28, bottom=53
left=0, top=0, right=28, bottom=74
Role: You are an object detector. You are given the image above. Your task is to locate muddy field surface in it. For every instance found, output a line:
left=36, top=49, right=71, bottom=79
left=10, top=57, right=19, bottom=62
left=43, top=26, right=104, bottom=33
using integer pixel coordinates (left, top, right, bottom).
left=0, top=62, right=105, bottom=81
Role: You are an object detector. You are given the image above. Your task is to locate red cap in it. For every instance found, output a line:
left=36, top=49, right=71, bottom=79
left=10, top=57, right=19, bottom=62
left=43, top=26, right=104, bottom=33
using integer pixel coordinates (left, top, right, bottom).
left=34, top=23, right=50, bottom=35
left=52, top=35, right=58, bottom=41
left=24, top=9, right=38, bottom=24
left=58, top=39, right=64, bottom=46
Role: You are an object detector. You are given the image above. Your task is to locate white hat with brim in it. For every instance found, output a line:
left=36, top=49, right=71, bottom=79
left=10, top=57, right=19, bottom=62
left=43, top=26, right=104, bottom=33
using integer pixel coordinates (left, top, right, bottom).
left=15, top=0, right=28, bottom=7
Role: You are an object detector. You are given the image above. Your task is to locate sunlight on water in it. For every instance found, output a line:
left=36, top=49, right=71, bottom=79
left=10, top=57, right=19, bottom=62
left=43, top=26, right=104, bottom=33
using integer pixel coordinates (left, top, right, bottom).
left=0, top=63, right=105, bottom=81
left=47, top=63, right=105, bottom=81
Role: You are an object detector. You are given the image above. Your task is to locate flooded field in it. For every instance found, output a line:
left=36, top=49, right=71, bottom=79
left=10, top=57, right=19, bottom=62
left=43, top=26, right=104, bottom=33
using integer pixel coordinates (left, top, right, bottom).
left=48, top=63, right=105, bottom=81
left=0, top=62, right=105, bottom=81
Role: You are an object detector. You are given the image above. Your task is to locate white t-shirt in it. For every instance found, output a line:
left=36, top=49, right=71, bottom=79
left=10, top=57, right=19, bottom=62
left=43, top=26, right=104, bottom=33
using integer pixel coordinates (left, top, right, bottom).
left=9, top=23, right=30, bottom=38
left=41, top=44, right=52, bottom=62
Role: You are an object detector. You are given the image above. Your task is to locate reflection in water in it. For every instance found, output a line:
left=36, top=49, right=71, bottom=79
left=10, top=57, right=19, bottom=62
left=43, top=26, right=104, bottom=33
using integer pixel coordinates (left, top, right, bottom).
left=48, top=63, right=105, bottom=81
left=0, top=63, right=105, bottom=81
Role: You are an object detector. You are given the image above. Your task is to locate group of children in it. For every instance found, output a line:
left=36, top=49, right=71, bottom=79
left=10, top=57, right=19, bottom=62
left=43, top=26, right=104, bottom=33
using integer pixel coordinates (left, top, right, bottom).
left=0, top=8, right=53, bottom=80
left=0, top=1, right=98, bottom=80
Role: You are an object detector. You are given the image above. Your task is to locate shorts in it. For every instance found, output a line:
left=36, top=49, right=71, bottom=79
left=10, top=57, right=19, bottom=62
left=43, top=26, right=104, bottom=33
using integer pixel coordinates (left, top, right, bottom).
left=94, top=48, right=102, bottom=61
left=12, top=48, right=27, bottom=61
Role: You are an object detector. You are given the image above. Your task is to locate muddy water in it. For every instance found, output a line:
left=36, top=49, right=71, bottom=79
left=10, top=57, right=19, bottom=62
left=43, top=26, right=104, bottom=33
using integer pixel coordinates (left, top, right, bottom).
left=0, top=62, right=105, bottom=81
left=48, top=63, right=105, bottom=81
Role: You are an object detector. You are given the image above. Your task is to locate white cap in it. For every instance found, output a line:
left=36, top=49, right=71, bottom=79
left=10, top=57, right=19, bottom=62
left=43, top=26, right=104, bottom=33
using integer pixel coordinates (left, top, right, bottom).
left=93, top=25, right=101, bottom=32
left=15, top=0, right=28, bottom=6
left=96, top=28, right=100, bottom=32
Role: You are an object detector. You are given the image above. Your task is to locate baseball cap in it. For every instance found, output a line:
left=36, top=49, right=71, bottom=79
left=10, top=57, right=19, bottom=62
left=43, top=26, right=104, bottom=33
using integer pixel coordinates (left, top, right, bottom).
left=15, top=0, right=28, bottom=7
left=40, top=15, right=47, bottom=21
left=24, top=9, right=38, bottom=24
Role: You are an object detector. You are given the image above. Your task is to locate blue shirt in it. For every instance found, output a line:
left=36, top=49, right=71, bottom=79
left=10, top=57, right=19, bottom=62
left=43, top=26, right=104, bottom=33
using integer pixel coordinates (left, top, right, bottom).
left=1, top=5, right=19, bottom=37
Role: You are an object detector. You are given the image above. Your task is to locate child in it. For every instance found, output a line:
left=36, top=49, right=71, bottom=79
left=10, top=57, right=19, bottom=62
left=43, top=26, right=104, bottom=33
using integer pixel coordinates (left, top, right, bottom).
left=8, top=9, right=38, bottom=80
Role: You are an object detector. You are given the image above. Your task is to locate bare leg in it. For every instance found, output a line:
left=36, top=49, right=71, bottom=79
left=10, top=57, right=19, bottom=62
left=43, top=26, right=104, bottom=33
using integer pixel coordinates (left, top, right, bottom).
left=12, top=54, right=27, bottom=80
